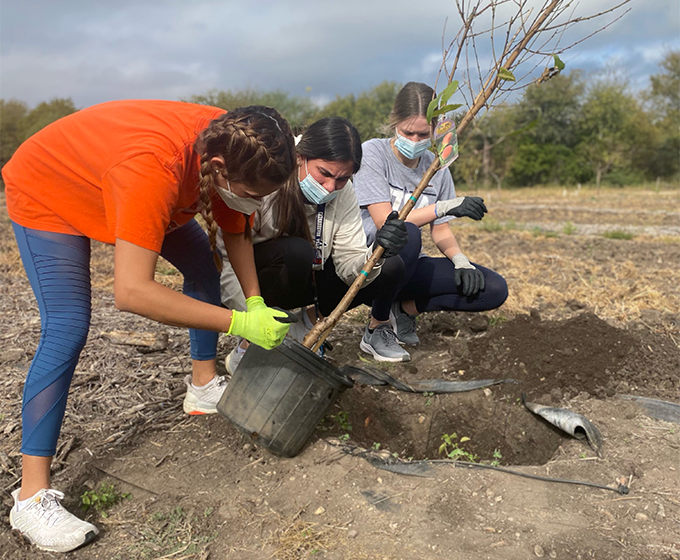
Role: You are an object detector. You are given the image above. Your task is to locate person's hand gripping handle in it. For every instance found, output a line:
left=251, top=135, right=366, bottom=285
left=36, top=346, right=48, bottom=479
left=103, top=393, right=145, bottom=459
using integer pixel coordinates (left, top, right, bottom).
left=227, top=296, right=297, bottom=349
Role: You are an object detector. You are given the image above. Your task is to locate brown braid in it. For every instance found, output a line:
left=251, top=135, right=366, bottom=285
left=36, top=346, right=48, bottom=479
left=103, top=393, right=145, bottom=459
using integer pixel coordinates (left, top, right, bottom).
left=194, top=106, right=296, bottom=270
left=197, top=159, right=223, bottom=271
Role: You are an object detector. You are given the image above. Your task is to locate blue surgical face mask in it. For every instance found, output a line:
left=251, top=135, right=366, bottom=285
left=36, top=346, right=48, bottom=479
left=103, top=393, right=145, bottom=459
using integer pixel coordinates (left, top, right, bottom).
left=299, top=160, right=339, bottom=205
left=394, top=132, right=430, bottom=160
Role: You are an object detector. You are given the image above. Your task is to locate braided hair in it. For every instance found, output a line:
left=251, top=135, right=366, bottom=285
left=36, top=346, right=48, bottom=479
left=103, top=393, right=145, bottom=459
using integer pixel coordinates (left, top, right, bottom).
left=195, top=106, right=295, bottom=271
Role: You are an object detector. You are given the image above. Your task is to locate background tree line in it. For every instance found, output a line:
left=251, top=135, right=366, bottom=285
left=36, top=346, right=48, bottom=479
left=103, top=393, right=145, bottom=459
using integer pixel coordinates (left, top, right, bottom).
left=2, top=51, right=678, bottom=189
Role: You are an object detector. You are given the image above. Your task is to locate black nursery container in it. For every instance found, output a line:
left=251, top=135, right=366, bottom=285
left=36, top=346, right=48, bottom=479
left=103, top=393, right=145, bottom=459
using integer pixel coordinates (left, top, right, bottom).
left=217, top=338, right=354, bottom=457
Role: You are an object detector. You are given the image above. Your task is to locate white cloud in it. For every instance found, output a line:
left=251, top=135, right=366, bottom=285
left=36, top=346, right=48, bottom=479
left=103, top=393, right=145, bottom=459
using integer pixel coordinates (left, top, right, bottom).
left=0, top=0, right=677, bottom=107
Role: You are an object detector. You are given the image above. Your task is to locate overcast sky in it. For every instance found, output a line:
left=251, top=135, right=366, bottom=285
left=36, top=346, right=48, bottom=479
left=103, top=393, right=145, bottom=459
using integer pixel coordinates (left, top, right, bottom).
left=1, top=0, right=678, bottom=109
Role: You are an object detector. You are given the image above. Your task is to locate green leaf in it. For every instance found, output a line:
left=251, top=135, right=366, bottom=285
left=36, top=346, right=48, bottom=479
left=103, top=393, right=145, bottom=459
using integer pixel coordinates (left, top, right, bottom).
left=498, top=67, right=516, bottom=82
left=427, top=81, right=459, bottom=123
left=426, top=97, right=438, bottom=123
left=438, top=80, right=459, bottom=106
left=553, top=54, right=565, bottom=70
left=432, top=104, right=464, bottom=118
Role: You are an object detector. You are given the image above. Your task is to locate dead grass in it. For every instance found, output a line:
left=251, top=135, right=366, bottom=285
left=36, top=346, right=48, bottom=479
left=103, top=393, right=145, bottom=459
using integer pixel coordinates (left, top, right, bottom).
left=269, top=520, right=339, bottom=560
left=446, top=228, right=680, bottom=328
left=462, top=184, right=680, bottom=213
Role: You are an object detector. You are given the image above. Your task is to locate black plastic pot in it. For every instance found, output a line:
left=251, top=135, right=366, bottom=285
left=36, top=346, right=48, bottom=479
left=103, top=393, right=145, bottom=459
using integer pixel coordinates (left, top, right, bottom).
left=217, top=338, right=354, bottom=457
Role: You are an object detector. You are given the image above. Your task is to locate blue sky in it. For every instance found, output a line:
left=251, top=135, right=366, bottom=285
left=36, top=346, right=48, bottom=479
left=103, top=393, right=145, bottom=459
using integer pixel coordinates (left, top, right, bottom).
left=1, top=0, right=678, bottom=109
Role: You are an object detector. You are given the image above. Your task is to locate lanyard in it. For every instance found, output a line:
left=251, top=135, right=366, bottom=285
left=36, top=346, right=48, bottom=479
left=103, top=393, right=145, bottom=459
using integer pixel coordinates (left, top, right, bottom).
left=313, top=204, right=326, bottom=269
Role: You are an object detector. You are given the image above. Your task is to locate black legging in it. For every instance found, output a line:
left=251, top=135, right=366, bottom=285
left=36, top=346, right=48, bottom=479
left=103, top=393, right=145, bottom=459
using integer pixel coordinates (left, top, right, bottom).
left=253, top=236, right=404, bottom=321
left=372, top=223, right=508, bottom=314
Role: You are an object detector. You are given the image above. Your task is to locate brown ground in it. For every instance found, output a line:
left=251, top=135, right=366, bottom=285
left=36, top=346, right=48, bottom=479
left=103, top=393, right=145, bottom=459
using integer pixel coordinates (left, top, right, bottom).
left=1, top=186, right=679, bottom=560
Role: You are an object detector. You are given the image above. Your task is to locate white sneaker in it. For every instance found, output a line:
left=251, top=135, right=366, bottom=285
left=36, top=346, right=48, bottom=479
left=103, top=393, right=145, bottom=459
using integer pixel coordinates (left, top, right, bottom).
left=287, top=307, right=325, bottom=357
left=9, top=488, right=99, bottom=552
left=183, top=374, right=229, bottom=415
left=287, top=307, right=313, bottom=344
left=225, top=338, right=246, bottom=375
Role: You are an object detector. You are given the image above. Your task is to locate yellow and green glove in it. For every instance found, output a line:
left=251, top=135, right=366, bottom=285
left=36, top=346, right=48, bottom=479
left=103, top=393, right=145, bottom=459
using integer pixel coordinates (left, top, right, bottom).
left=227, top=296, right=296, bottom=350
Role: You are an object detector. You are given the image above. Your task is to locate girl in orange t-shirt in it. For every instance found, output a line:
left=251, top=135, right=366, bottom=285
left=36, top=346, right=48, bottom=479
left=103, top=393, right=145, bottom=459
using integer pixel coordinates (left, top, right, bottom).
left=2, top=100, right=297, bottom=553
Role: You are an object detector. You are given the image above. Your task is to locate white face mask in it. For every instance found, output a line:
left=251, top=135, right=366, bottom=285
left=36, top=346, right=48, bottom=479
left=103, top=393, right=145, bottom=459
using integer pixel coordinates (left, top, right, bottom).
left=215, top=176, right=263, bottom=215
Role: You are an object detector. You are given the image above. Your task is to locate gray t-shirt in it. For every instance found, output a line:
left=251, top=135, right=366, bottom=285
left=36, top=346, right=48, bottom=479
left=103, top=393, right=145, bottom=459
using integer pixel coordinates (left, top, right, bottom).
left=353, top=138, right=456, bottom=245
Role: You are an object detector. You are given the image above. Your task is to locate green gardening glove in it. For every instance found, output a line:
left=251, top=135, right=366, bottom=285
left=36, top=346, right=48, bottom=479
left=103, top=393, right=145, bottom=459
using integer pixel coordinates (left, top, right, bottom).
left=227, top=296, right=291, bottom=349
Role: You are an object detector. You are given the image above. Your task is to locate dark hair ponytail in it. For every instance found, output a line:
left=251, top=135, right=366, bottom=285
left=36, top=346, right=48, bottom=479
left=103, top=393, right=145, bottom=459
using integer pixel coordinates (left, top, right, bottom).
left=275, top=117, right=362, bottom=241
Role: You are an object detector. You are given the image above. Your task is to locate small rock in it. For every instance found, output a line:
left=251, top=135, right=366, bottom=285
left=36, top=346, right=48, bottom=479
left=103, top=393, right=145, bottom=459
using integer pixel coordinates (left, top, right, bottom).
left=639, top=308, right=663, bottom=326
left=534, top=544, right=545, bottom=557
left=243, top=443, right=253, bottom=453
left=83, top=480, right=96, bottom=490
left=418, top=415, right=426, bottom=424
left=483, top=388, right=492, bottom=397
left=549, top=551, right=557, bottom=559
left=0, top=349, right=24, bottom=363
left=656, top=503, right=666, bottom=520
left=469, top=315, right=489, bottom=333
left=314, top=507, right=325, bottom=515
left=566, top=299, right=586, bottom=311
left=634, top=512, right=648, bottom=522
left=348, top=529, right=358, bottom=538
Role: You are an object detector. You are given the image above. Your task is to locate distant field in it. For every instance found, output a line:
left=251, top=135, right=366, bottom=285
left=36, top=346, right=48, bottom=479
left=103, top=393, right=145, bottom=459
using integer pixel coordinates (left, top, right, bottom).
left=426, top=186, right=680, bottom=334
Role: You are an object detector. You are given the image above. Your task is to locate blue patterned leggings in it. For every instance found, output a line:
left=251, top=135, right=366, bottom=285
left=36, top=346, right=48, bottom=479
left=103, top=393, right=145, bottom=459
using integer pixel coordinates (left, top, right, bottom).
left=12, top=219, right=220, bottom=456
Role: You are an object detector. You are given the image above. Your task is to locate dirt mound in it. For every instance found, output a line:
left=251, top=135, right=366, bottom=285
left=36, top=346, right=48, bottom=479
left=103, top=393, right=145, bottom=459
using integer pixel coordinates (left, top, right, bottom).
left=323, top=312, right=680, bottom=466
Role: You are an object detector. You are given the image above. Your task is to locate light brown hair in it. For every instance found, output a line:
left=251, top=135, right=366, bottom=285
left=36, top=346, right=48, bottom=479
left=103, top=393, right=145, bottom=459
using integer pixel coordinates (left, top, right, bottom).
left=386, top=82, right=435, bottom=131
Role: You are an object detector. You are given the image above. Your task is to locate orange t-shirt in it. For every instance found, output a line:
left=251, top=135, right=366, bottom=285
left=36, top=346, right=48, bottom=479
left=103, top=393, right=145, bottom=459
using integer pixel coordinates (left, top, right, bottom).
left=2, top=99, right=252, bottom=252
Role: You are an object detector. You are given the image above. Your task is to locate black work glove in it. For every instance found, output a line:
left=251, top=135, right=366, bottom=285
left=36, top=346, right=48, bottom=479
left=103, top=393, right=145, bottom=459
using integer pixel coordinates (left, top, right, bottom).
left=452, top=253, right=485, bottom=297
left=374, top=211, right=408, bottom=258
left=435, top=196, right=487, bottom=220
left=272, top=308, right=299, bottom=324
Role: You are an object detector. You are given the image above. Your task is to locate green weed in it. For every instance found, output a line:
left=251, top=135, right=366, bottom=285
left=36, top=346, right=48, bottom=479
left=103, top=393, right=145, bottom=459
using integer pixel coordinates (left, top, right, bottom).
left=476, top=218, right=518, bottom=233
left=562, top=221, right=577, bottom=235
left=330, top=411, right=352, bottom=432
left=439, top=433, right=478, bottom=462
left=488, top=313, right=507, bottom=327
left=491, top=448, right=502, bottom=466
left=81, top=482, right=130, bottom=517
left=603, top=229, right=634, bottom=240
left=532, top=226, right=558, bottom=238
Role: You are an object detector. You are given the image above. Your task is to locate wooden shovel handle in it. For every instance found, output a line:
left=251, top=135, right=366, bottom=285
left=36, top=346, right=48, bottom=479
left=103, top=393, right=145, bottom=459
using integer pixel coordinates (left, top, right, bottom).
left=302, top=157, right=441, bottom=351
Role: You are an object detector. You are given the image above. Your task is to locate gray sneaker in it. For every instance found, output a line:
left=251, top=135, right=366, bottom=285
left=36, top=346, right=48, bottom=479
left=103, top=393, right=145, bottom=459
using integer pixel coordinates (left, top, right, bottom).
left=359, top=324, right=410, bottom=362
left=389, top=301, right=420, bottom=345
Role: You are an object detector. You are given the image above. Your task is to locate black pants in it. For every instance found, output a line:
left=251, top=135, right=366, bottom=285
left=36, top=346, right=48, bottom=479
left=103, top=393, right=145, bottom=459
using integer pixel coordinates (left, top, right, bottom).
left=253, top=237, right=404, bottom=321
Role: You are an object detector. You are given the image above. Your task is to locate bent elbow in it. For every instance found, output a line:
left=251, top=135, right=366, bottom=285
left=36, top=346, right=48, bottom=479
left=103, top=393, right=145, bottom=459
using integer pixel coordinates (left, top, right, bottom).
left=114, top=284, right=141, bottom=313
